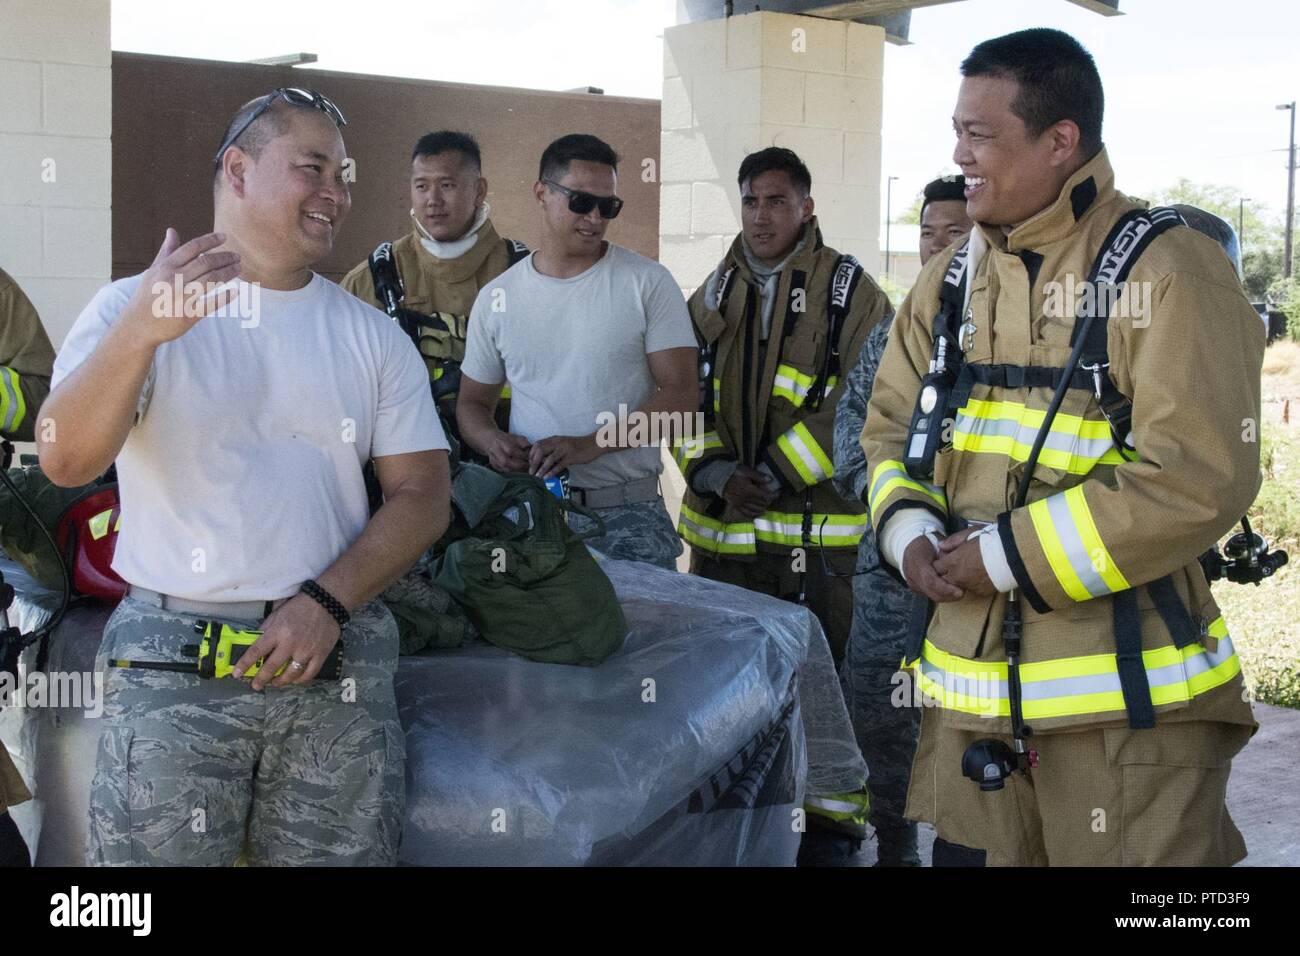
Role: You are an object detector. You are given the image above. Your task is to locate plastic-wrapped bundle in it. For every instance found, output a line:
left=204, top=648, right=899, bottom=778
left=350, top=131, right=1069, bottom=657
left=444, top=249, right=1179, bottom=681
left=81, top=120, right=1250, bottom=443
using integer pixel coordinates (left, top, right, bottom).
left=397, top=560, right=812, bottom=865
left=3, top=556, right=863, bottom=866
left=0, top=560, right=109, bottom=865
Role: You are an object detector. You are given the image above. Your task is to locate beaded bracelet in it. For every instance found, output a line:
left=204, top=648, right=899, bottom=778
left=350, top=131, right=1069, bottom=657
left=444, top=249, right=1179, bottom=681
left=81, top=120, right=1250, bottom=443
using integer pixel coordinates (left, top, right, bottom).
left=300, top=579, right=350, bottom=628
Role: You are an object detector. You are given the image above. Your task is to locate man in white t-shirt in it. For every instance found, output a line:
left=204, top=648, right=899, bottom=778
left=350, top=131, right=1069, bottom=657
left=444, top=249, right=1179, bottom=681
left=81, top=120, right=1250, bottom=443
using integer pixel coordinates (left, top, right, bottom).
left=38, top=89, right=450, bottom=866
left=457, top=134, right=697, bottom=569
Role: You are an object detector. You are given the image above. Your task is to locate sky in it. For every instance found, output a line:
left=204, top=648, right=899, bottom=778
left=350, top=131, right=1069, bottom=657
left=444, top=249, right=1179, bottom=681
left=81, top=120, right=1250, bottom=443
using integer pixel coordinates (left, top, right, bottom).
left=110, top=0, right=1299, bottom=229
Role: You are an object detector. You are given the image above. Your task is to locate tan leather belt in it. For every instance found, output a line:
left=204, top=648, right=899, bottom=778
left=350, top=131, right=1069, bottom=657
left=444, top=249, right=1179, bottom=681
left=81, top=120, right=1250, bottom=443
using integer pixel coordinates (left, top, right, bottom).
left=570, top=476, right=662, bottom=509
left=127, top=585, right=288, bottom=623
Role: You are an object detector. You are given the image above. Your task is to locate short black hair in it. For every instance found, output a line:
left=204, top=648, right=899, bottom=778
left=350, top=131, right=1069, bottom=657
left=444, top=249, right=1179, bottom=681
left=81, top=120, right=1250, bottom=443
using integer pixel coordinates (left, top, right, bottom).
left=737, top=147, right=811, bottom=196
left=538, top=134, right=619, bottom=182
left=921, top=175, right=968, bottom=218
left=960, top=28, right=1104, bottom=157
left=212, top=96, right=294, bottom=186
left=412, top=130, right=482, bottom=171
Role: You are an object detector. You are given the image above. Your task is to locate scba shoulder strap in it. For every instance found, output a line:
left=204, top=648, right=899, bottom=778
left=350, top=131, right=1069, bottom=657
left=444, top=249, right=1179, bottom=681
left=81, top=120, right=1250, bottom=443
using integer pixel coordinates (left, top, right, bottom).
left=806, top=253, right=863, bottom=412
left=901, top=238, right=971, bottom=479
left=1072, top=204, right=1185, bottom=454
left=367, top=241, right=405, bottom=318
left=698, top=264, right=738, bottom=429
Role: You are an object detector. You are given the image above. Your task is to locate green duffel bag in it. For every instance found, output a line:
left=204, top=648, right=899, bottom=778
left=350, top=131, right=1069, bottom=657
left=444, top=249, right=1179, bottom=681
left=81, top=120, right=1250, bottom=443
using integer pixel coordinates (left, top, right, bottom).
left=431, top=463, right=627, bottom=666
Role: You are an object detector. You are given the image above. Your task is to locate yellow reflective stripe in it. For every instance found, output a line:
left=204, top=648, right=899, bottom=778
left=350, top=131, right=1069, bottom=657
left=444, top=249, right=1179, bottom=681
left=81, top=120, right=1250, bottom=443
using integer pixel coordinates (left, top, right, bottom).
left=772, top=367, right=839, bottom=408
left=114, top=513, right=122, bottom=532
left=953, top=398, right=1125, bottom=475
left=775, top=365, right=815, bottom=388
left=773, top=364, right=815, bottom=406
left=88, top=508, right=113, bottom=541
left=500, top=384, right=512, bottom=400
left=913, top=630, right=1242, bottom=721
left=777, top=422, right=833, bottom=485
left=712, top=377, right=721, bottom=414
left=0, top=366, right=25, bottom=434
left=673, top=430, right=722, bottom=466
left=678, top=505, right=756, bottom=556
left=805, top=792, right=869, bottom=824
left=753, top=510, right=867, bottom=547
left=1065, top=485, right=1127, bottom=592
left=914, top=659, right=1009, bottom=718
left=867, top=459, right=947, bottom=524
left=1028, top=485, right=1128, bottom=602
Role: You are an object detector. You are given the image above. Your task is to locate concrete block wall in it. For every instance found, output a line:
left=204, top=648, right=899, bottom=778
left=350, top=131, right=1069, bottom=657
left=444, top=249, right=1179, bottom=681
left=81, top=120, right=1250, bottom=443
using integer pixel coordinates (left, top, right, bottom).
left=660, top=11, right=884, bottom=294
left=0, top=0, right=113, bottom=350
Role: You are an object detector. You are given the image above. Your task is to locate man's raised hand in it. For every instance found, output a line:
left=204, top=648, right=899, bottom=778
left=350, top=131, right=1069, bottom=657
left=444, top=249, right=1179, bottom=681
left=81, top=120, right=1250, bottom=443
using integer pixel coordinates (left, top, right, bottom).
left=123, top=229, right=241, bottom=348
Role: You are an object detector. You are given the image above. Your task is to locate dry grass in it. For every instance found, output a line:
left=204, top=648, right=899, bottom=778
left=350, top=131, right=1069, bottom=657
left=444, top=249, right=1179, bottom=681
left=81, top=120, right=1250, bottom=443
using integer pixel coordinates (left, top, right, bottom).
left=1261, top=340, right=1300, bottom=403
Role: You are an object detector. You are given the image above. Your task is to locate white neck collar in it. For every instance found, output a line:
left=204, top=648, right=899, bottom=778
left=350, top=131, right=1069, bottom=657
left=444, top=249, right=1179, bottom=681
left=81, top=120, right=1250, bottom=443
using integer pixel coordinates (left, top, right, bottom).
left=412, top=202, right=491, bottom=260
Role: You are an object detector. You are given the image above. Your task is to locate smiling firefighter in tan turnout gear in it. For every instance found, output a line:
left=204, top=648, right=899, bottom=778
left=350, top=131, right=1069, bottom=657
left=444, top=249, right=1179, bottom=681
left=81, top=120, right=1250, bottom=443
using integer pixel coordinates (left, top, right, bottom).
left=862, top=29, right=1263, bottom=866
left=341, top=130, right=527, bottom=441
left=676, top=148, right=890, bottom=853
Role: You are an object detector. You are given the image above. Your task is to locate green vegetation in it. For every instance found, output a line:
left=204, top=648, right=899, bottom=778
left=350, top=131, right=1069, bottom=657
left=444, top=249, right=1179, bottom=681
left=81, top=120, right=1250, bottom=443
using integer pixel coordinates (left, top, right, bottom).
left=1212, top=341, right=1300, bottom=709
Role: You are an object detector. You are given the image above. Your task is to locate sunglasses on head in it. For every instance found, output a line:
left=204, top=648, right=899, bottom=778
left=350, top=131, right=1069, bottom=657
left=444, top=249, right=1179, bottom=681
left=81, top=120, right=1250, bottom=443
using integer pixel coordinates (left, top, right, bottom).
left=213, top=87, right=347, bottom=170
left=542, top=179, right=624, bottom=220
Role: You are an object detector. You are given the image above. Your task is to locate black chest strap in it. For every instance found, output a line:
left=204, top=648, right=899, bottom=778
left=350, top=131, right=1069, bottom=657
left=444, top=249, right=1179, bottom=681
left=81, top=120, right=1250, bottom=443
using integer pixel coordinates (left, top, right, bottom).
left=502, top=237, right=530, bottom=266
left=367, top=241, right=404, bottom=317
left=806, top=254, right=862, bottom=412
left=699, top=265, right=738, bottom=430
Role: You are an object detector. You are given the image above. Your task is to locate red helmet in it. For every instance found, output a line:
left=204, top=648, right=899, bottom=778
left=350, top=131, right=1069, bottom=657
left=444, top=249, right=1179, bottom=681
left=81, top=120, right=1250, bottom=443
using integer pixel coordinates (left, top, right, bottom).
left=54, top=486, right=127, bottom=602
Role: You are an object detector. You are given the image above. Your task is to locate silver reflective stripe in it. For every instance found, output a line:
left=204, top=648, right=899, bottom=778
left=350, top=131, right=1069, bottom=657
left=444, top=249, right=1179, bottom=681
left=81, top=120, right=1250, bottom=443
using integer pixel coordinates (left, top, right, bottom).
left=1020, top=671, right=1122, bottom=701
left=784, top=430, right=830, bottom=482
left=868, top=467, right=898, bottom=505
left=773, top=372, right=809, bottom=398
left=807, top=795, right=866, bottom=814
left=754, top=517, right=866, bottom=537
left=920, top=637, right=1239, bottom=707
left=919, top=656, right=1009, bottom=701
left=869, top=465, right=919, bottom=505
left=679, top=512, right=755, bottom=547
left=954, top=412, right=1117, bottom=461
left=1044, top=492, right=1110, bottom=598
left=754, top=517, right=799, bottom=536
left=1177, top=636, right=1238, bottom=680
left=820, top=521, right=867, bottom=537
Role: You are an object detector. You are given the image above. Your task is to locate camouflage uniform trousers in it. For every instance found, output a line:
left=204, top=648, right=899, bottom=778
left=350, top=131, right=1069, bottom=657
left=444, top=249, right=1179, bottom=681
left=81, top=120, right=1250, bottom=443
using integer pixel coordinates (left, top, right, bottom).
left=839, top=566, right=923, bottom=833
left=566, top=497, right=683, bottom=571
left=87, top=595, right=405, bottom=866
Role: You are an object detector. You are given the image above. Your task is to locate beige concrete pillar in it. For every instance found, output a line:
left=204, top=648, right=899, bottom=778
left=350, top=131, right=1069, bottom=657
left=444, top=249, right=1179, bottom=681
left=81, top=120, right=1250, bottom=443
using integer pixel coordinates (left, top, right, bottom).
left=0, top=0, right=113, bottom=350
left=659, top=11, right=884, bottom=294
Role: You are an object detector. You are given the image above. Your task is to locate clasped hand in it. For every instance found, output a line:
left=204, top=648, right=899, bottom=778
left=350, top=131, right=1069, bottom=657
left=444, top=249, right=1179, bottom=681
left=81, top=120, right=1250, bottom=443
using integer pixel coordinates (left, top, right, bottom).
left=901, top=526, right=997, bottom=603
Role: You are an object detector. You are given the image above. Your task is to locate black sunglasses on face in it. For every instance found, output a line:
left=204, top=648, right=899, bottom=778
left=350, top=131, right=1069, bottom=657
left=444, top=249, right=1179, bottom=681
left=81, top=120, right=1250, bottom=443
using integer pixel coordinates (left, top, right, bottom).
left=212, top=87, right=347, bottom=169
left=542, top=179, right=624, bottom=219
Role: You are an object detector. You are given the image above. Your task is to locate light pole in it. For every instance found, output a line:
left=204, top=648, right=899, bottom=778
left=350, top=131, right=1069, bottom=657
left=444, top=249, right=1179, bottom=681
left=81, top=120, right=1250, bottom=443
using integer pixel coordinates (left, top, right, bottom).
left=1239, top=197, right=1249, bottom=257
left=1279, top=102, right=1296, bottom=279
left=885, top=175, right=899, bottom=277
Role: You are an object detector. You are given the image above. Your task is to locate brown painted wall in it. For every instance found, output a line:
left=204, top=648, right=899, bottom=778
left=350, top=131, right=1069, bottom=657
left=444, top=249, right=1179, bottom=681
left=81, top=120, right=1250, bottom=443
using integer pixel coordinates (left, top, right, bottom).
left=111, top=53, right=661, bottom=281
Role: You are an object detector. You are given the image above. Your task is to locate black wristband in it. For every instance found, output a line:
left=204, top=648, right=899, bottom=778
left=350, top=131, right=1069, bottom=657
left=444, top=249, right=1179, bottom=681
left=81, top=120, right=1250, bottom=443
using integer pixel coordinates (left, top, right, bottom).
left=300, top=579, right=350, bottom=628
